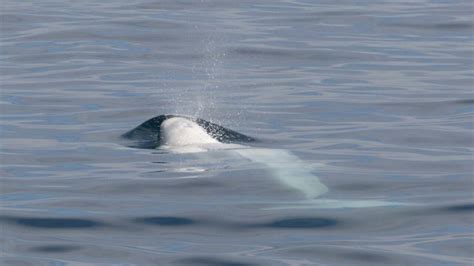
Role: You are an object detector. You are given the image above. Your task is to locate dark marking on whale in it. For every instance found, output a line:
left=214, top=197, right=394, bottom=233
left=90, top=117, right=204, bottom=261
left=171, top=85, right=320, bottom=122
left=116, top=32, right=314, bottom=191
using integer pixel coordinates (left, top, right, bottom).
left=123, top=114, right=256, bottom=149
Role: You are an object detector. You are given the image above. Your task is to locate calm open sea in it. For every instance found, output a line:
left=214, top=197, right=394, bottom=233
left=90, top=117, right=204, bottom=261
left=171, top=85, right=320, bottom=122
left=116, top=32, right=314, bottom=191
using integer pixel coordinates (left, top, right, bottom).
left=1, top=0, right=473, bottom=265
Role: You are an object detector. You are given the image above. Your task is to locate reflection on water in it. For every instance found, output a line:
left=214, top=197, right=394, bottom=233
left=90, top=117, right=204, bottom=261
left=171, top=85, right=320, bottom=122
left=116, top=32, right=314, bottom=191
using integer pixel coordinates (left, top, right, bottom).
left=176, top=257, right=258, bottom=266
left=258, top=217, right=339, bottom=229
left=0, top=216, right=105, bottom=229
left=30, top=245, right=82, bottom=254
left=134, top=216, right=196, bottom=226
left=443, top=204, right=474, bottom=213
left=1, top=0, right=473, bottom=265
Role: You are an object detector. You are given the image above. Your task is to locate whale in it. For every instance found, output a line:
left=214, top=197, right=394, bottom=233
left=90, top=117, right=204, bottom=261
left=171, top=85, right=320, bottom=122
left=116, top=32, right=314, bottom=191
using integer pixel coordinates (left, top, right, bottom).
left=124, top=115, right=405, bottom=209
left=123, top=114, right=256, bottom=149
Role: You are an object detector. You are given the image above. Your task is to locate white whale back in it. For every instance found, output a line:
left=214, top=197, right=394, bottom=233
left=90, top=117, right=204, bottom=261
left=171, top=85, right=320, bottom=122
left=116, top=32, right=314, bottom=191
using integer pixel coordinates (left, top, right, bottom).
left=160, top=117, right=218, bottom=146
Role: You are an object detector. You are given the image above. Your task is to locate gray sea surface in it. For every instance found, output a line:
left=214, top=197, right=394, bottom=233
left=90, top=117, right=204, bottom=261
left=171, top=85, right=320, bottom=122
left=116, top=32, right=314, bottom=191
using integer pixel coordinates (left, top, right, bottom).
left=1, top=0, right=473, bottom=265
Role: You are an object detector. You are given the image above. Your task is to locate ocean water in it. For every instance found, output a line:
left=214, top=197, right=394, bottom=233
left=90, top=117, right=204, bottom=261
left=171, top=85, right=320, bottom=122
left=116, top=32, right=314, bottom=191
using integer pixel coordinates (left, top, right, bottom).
left=1, top=0, right=473, bottom=265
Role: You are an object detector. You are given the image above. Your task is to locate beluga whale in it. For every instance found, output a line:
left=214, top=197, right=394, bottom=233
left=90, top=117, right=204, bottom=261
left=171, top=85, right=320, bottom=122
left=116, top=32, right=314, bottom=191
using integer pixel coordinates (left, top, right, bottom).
left=124, top=115, right=404, bottom=209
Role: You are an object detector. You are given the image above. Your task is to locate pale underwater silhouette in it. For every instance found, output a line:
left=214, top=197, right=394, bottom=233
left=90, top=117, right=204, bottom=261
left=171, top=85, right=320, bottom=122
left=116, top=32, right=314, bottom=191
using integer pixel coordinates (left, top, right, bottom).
left=124, top=115, right=407, bottom=209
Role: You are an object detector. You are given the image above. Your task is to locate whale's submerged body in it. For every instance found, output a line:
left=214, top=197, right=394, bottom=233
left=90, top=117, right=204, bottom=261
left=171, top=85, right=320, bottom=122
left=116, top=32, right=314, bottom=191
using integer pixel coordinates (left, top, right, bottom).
left=124, top=115, right=403, bottom=209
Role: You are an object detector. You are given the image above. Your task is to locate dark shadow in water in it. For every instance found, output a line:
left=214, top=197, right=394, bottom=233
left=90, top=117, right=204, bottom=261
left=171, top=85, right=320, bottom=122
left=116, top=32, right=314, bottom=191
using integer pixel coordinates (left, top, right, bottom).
left=152, top=161, right=168, bottom=164
left=133, top=216, right=196, bottom=226
left=343, top=250, right=391, bottom=263
left=405, top=203, right=474, bottom=218
left=453, top=99, right=474, bottom=105
left=30, top=245, right=81, bottom=253
left=379, top=99, right=474, bottom=107
left=229, top=47, right=370, bottom=62
left=259, top=217, right=339, bottom=229
left=382, top=22, right=473, bottom=31
left=0, top=259, right=35, bottom=266
left=289, top=246, right=393, bottom=265
left=176, top=257, right=257, bottom=266
left=0, top=216, right=104, bottom=229
left=442, top=203, right=474, bottom=213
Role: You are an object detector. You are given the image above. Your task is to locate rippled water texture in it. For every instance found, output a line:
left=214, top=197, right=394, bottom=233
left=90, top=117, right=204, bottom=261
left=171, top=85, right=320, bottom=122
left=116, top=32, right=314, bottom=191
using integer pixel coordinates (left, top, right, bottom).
left=1, top=0, right=473, bottom=265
